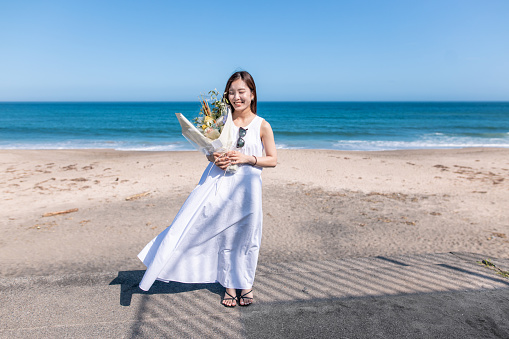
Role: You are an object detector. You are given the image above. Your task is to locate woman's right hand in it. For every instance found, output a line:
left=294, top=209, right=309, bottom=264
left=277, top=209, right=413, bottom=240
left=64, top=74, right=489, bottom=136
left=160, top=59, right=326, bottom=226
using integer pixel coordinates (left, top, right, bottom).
left=212, top=152, right=231, bottom=171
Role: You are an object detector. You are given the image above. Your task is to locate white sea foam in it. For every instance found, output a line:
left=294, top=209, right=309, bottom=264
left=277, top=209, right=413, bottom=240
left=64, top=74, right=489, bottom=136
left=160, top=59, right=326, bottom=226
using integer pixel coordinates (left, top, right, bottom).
left=117, top=145, right=186, bottom=152
left=275, top=143, right=303, bottom=150
left=2, top=134, right=509, bottom=152
left=332, top=138, right=509, bottom=151
left=2, top=140, right=508, bottom=152
left=0, top=140, right=191, bottom=151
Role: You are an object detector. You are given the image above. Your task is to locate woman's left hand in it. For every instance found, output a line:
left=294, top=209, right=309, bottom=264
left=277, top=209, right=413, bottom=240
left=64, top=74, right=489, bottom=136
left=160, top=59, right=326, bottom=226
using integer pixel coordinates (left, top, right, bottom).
left=227, top=150, right=253, bottom=165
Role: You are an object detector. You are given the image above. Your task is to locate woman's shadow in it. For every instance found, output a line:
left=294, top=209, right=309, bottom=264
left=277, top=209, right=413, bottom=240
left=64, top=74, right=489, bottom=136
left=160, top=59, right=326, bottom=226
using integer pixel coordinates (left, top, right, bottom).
left=109, top=270, right=223, bottom=306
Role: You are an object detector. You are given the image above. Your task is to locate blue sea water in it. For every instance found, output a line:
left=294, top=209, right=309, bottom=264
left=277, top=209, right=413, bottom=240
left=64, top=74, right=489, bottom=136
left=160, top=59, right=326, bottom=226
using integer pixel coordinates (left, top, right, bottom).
left=1, top=102, right=508, bottom=151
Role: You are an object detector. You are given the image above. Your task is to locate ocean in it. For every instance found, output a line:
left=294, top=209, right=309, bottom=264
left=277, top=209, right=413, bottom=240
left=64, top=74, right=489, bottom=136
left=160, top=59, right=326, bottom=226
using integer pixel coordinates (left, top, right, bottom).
left=1, top=102, right=508, bottom=152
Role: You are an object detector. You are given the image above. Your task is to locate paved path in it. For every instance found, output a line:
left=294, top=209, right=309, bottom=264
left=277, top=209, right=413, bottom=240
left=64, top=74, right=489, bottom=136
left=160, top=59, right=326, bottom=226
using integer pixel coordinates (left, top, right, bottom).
left=1, top=252, right=508, bottom=338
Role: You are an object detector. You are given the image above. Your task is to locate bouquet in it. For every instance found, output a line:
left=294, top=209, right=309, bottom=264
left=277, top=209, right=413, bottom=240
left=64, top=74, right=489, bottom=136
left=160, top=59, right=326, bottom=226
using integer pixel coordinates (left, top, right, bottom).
left=175, top=90, right=238, bottom=172
left=193, top=90, right=228, bottom=140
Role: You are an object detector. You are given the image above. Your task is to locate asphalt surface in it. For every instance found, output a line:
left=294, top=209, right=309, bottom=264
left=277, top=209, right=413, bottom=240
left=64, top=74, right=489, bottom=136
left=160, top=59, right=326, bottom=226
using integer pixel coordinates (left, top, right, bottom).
left=1, top=252, right=508, bottom=338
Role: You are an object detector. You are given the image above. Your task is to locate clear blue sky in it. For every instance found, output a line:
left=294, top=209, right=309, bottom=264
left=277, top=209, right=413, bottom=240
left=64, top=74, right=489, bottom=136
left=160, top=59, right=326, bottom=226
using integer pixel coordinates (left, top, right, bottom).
left=1, top=0, right=508, bottom=101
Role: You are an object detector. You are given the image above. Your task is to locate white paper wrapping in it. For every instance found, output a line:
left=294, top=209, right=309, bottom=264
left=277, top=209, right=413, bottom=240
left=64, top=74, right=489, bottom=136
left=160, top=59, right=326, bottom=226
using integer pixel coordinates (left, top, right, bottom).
left=175, top=107, right=235, bottom=155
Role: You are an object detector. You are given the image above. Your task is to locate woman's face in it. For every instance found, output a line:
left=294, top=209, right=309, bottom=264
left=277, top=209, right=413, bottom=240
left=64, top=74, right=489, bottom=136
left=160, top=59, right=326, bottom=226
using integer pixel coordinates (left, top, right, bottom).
left=228, top=79, right=254, bottom=113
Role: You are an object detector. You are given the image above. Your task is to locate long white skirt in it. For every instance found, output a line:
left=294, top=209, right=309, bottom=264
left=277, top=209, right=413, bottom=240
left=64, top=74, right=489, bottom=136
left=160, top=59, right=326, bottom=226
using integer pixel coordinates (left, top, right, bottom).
left=138, top=162, right=263, bottom=291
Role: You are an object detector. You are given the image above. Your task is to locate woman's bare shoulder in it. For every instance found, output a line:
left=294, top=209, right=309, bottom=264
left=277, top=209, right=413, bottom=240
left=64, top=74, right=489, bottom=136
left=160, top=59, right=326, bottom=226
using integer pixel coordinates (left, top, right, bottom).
left=260, top=119, right=273, bottom=130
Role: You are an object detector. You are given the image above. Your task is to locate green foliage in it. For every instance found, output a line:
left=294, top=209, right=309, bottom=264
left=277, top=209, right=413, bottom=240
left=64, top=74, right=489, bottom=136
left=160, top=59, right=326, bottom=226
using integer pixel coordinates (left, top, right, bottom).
left=478, top=259, right=509, bottom=279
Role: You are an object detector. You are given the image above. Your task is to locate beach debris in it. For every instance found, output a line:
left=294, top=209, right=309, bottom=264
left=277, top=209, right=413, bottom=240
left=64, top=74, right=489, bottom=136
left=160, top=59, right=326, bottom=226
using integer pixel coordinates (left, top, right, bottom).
left=42, top=208, right=79, bottom=217
left=493, top=177, right=504, bottom=184
left=126, top=191, right=151, bottom=201
left=62, top=164, right=77, bottom=171
left=479, top=259, right=509, bottom=279
left=30, top=221, right=57, bottom=229
left=35, top=178, right=56, bottom=185
left=366, top=192, right=413, bottom=202
left=433, top=164, right=449, bottom=171
left=486, top=232, right=506, bottom=241
left=145, top=222, right=157, bottom=230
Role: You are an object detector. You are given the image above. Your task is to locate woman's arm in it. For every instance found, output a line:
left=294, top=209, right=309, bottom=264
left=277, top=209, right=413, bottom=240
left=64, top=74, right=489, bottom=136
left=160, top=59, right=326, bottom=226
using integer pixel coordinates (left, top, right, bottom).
left=257, top=120, right=277, bottom=167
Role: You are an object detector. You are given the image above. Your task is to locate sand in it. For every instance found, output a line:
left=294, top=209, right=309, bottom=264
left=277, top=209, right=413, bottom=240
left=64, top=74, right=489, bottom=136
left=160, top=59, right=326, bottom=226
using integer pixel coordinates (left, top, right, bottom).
left=1, top=148, right=508, bottom=277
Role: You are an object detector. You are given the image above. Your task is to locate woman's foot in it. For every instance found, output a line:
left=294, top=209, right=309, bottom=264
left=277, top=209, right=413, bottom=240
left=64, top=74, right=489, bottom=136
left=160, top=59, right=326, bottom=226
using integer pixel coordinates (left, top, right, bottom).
left=222, top=288, right=237, bottom=307
left=239, top=289, right=253, bottom=306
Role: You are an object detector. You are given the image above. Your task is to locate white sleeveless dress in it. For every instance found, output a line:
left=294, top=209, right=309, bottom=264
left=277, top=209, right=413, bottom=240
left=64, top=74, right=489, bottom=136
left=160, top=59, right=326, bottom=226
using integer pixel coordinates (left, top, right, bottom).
left=138, top=116, right=265, bottom=291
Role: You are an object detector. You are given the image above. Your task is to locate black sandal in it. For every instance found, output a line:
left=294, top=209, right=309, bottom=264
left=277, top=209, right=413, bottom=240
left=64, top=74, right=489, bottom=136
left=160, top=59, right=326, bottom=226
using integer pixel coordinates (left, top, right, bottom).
left=239, top=290, right=253, bottom=306
left=222, top=290, right=237, bottom=307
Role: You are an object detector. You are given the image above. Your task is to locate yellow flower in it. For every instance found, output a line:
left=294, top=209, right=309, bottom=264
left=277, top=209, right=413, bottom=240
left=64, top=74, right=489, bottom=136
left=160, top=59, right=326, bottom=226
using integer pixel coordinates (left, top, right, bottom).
left=204, top=116, right=214, bottom=125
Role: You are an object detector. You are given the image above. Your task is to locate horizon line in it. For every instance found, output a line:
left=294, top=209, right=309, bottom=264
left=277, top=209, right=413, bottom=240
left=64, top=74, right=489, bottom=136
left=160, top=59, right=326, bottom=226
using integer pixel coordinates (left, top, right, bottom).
left=1, top=100, right=509, bottom=103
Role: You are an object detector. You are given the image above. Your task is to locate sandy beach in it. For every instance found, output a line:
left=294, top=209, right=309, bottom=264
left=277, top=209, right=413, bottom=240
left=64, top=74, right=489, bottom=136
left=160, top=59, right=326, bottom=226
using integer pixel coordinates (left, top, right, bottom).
left=1, top=148, right=508, bottom=277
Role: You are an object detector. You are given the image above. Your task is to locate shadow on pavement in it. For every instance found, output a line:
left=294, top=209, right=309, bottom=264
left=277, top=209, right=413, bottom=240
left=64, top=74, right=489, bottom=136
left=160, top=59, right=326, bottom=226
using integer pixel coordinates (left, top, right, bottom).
left=109, top=270, right=223, bottom=306
left=103, top=252, right=509, bottom=338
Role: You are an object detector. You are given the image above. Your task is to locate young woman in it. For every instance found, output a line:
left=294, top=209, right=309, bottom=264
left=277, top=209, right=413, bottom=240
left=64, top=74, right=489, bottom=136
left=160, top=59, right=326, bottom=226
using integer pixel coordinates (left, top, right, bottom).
left=137, top=71, right=277, bottom=307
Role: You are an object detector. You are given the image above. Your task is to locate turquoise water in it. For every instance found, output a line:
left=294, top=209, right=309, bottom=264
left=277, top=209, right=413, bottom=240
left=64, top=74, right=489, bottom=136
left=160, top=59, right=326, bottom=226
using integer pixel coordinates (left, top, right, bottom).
left=1, top=102, right=508, bottom=151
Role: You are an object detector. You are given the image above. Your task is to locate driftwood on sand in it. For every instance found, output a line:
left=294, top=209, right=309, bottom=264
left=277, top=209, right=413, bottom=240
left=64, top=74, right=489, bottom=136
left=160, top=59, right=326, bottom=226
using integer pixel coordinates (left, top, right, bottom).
left=43, top=208, right=79, bottom=217
left=125, top=191, right=151, bottom=201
